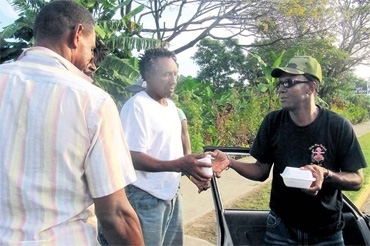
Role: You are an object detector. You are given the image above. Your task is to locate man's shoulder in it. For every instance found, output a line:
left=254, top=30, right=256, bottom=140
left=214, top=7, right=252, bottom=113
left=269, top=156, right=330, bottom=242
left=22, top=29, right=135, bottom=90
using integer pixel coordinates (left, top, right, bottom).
left=319, top=106, right=351, bottom=124
left=4, top=60, right=108, bottom=96
left=123, top=92, right=146, bottom=106
left=265, top=109, right=287, bottom=121
left=316, top=107, right=355, bottom=136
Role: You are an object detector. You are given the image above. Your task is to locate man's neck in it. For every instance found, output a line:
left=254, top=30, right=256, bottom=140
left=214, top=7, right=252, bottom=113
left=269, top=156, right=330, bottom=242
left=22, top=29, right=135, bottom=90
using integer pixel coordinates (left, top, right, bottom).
left=289, top=104, right=319, bottom=126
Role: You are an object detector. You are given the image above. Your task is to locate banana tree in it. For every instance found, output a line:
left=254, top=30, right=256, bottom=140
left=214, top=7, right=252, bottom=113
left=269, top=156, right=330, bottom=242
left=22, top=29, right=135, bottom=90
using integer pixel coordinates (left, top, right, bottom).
left=86, top=0, right=156, bottom=106
left=249, top=51, right=285, bottom=110
left=0, top=0, right=165, bottom=106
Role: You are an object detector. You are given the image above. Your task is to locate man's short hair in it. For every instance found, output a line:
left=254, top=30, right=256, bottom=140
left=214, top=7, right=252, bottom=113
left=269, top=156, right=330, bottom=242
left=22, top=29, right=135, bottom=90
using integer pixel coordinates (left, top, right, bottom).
left=138, top=48, right=177, bottom=80
left=33, top=0, right=94, bottom=41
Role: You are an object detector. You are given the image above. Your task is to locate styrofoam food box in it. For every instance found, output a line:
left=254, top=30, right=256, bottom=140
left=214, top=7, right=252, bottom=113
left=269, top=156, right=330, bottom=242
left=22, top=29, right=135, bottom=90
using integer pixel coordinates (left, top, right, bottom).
left=198, top=154, right=213, bottom=176
left=280, top=167, right=316, bottom=189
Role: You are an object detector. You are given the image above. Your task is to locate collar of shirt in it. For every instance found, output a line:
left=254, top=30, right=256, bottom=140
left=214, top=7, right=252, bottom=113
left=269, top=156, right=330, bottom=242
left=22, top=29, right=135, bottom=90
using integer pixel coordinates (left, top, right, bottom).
left=17, top=46, right=93, bottom=83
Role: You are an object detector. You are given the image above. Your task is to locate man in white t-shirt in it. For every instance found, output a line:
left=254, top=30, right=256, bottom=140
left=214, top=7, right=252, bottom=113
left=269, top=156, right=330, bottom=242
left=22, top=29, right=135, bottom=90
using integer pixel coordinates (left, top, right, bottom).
left=126, top=77, right=192, bottom=155
left=99, top=48, right=212, bottom=246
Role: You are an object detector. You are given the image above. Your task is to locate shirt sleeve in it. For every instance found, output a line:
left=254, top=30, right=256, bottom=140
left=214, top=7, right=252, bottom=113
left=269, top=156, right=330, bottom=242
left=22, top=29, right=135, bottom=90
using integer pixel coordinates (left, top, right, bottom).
left=177, top=107, right=187, bottom=121
left=120, top=97, right=148, bottom=153
left=333, top=116, right=367, bottom=172
left=84, top=96, right=137, bottom=198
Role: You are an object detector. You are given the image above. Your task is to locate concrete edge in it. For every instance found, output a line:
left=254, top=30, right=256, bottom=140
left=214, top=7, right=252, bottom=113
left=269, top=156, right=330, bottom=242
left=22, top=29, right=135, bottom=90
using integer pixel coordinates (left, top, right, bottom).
left=354, top=181, right=370, bottom=211
left=354, top=132, right=370, bottom=210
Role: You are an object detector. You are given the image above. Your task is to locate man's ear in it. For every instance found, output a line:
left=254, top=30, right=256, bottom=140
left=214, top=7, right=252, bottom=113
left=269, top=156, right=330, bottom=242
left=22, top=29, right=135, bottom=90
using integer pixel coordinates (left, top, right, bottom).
left=69, top=24, right=84, bottom=49
left=308, top=81, right=317, bottom=94
left=313, top=81, right=319, bottom=93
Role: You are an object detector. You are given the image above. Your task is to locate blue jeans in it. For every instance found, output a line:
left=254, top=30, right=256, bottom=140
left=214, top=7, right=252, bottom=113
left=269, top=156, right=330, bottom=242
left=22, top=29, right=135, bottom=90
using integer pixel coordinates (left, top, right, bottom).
left=264, top=211, right=344, bottom=246
left=98, top=185, right=183, bottom=246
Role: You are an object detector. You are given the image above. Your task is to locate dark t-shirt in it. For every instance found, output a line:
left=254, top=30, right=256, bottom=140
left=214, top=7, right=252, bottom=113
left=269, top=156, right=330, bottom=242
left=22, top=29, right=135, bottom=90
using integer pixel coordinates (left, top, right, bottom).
left=250, top=106, right=367, bottom=235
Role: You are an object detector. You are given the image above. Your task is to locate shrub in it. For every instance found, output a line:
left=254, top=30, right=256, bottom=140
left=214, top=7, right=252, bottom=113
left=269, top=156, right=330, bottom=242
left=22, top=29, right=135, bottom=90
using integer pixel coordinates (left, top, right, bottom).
left=330, top=97, right=369, bottom=124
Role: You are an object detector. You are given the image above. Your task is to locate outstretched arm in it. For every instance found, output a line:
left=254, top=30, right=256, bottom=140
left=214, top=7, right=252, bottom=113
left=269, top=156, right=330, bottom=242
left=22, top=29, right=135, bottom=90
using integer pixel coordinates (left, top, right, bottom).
left=210, top=149, right=272, bottom=182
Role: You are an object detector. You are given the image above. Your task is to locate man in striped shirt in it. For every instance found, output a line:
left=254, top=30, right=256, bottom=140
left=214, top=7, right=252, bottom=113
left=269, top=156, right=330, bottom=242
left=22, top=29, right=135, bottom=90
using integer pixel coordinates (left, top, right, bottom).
left=0, top=1, right=144, bottom=245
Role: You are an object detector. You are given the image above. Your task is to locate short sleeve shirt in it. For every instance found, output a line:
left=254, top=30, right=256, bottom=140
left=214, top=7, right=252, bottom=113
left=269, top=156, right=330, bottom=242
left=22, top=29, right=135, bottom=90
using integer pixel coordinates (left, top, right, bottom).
left=120, top=91, right=183, bottom=200
left=0, top=47, right=136, bottom=244
left=250, top=106, right=367, bottom=235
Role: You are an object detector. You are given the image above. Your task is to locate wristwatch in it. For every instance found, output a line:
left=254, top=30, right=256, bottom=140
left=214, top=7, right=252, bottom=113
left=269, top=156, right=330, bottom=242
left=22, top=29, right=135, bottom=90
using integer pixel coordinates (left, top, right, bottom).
left=324, top=168, right=332, bottom=181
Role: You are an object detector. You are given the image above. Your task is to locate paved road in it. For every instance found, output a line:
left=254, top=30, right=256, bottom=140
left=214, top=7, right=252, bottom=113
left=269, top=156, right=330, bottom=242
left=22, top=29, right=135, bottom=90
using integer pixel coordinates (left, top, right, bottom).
left=182, top=155, right=260, bottom=245
left=183, top=120, right=370, bottom=245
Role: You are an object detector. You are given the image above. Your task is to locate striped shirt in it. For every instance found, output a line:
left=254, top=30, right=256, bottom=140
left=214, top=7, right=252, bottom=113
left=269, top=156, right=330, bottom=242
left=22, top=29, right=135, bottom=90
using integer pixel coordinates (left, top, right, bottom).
left=0, top=47, right=136, bottom=245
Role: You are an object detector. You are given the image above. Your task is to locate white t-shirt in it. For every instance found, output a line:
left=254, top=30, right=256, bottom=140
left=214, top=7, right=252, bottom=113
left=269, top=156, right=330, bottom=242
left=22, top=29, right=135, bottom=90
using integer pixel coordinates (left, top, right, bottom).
left=177, top=107, right=187, bottom=121
left=120, top=91, right=183, bottom=200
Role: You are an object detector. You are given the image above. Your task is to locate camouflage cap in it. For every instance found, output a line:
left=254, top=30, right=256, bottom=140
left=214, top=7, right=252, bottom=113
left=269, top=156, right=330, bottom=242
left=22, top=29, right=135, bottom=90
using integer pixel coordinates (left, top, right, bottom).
left=271, top=56, right=322, bottom=83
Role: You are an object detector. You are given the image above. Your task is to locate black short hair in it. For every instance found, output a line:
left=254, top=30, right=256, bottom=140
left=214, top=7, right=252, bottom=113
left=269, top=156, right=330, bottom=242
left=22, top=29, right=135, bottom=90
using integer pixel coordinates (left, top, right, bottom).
left=138, top=48, right=177, bottom=80
left=33, top=0, right=94, bottom=41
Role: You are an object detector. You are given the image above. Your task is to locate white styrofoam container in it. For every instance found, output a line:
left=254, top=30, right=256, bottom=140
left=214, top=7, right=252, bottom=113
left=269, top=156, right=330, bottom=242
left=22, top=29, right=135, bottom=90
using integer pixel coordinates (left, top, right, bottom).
left=198, top=155, right=213, bottom=176
left=280, top=167, right=316, bottom=189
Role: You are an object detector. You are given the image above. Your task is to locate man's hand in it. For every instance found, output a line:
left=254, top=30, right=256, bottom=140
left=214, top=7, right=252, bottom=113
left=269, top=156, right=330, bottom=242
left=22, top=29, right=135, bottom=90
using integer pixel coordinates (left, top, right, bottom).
left=181, top=154, right=213, bottom=181
left=300, top=164, right=326, bottom=196
left=208, top=150, right=230, bottom=178
left=188, top=175, right=211, bottom=193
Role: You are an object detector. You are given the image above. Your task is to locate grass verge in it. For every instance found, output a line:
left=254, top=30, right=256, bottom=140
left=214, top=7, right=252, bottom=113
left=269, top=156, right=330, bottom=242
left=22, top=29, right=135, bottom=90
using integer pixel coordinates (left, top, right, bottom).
left=343, top=132, right=370, bottom=206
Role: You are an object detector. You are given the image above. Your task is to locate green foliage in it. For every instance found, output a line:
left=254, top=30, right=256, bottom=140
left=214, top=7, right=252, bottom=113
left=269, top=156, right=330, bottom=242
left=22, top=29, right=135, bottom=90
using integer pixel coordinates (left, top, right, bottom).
left=348, top=95, right=370, bottom=116
left=330, top=97, right=369, bottom=124
left=175, top=76, right=206, bottom=153
left=94, top=55, right=139, bottom=108
left=83, top=0, right=165, bottom=104
left=176, top=75, right=280, bottom=153
left=248, top=51, right=284, bottom=111
left=244, top=36, right=355, bottom=103
left=189, top=41, right=286, bottom=147
left=192, top=38, right=249, bottom=93
left=0, top=0, right=39, bottom=63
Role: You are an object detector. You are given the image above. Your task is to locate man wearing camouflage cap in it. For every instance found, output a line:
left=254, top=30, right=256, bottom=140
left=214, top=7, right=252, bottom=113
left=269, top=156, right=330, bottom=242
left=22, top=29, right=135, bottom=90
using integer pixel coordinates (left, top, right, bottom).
left=210, top=56, right=366, bottom=245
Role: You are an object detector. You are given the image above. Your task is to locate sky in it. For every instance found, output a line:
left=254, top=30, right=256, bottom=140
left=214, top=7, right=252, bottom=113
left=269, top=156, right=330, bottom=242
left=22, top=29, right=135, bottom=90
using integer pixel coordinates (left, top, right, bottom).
left=0, top=0, right=199, bottom=77
left=0, top=0, right=369, bottom=79
left=0, top=0, right=17, bottom=27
